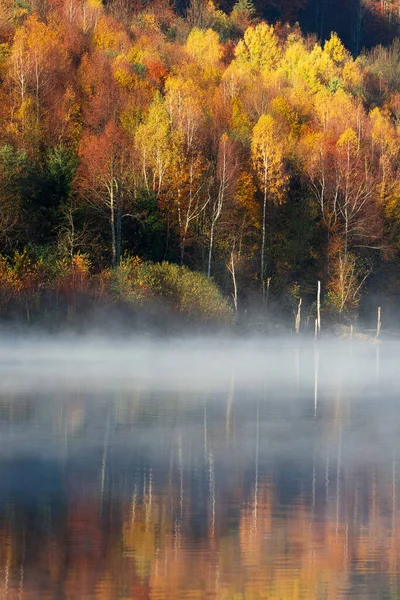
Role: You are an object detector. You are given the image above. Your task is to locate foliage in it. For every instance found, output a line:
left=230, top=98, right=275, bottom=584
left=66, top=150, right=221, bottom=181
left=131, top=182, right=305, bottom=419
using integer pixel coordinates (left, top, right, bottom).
left=1, top=0, right=400, bottom=328
left=108, top=258, right=235, bottom=325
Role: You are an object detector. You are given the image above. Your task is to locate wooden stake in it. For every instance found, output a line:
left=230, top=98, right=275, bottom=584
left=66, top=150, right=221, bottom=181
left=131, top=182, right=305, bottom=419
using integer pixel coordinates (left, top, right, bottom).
left=317, top=280, right=321, bottom=334
left=376, top=306, right=381, bottom=339
left=314, top=349, right=319, bottom=419
left=295, top=298, right=302, bottom=334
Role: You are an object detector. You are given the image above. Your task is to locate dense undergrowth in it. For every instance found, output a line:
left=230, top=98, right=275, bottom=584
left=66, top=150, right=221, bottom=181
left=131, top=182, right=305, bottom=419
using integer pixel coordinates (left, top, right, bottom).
left=0, top=252, right=234, bottom=330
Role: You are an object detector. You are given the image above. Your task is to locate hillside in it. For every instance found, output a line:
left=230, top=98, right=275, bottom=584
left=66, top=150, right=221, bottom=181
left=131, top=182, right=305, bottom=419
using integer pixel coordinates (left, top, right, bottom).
left=1, top=0, right=400, bottom=328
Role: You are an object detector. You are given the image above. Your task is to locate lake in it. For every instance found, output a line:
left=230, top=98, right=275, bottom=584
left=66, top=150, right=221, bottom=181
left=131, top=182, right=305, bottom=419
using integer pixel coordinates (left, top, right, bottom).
left=0, top=337, right=399, bottom=599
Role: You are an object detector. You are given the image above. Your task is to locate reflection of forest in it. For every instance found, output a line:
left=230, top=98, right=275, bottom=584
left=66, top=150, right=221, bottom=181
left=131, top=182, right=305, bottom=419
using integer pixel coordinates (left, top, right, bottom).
left=1, top=347, right=400, bottom=599
left=0, top=465, right=400, bottom=599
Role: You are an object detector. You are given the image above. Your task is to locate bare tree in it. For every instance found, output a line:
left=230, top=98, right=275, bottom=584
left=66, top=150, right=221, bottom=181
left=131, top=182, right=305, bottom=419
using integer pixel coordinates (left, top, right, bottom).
left=186, top=0, right=212, bottom=29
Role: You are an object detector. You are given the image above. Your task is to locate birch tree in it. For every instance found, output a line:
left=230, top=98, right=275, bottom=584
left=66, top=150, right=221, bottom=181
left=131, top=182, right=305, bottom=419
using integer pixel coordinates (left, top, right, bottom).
left=136, top=92, right=171, bottom=197
left=251, top=113, right=286, bottom=299
left=207, top=134, right=238, bottom=278
left=75, top=120, right=134, bottom=265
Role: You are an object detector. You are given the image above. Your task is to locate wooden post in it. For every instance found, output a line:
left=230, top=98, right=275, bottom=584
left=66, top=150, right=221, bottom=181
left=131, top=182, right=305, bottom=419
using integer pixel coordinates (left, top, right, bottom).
left=317, top=280, right=321, bottom=335
left=315, top=318, right=318, bottom=340
left=376, top=306, right=381, bottom=338
left=314, top=349, right=319, bottom=419
left=295, top=298, right=302, bottom=334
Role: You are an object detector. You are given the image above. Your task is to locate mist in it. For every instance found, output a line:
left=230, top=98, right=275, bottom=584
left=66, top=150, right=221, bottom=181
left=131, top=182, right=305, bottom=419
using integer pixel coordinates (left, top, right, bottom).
left=1, top=334, right=400, bottom=599
left=0, top=334, right=398, bottom=458
left=0, top=332, right=393, bottom=392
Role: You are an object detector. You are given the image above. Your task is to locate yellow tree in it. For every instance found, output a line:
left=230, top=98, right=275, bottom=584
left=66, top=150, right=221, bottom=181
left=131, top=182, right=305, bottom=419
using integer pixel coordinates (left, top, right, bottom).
left=136, top=92, right=171, bottom=197
left=370, top=107, right=399, bottom=204
left=251, top=113, right=287, bottom=298
left=185, top=27, right=222, bottom=72
left=165, top=75, right=204, bottom=152
left=207, top=133, right=239, bottom=278
left=161, top=132, right=209, bottom=266
left=9, top=16, right=68, bottom=124
left=235, top=23, right=279, bottom=73
left=335, top=127, right=377, bottom=255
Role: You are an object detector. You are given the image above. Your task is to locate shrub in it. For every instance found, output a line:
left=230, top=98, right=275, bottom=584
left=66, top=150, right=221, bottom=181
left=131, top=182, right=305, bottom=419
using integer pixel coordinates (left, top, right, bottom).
left=108, top=258, right=234, bottom=326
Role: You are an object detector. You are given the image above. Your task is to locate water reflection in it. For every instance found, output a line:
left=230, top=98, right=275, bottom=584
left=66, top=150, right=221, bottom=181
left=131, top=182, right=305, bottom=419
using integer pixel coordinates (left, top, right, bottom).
left=0, top=340, right=400, bottom=599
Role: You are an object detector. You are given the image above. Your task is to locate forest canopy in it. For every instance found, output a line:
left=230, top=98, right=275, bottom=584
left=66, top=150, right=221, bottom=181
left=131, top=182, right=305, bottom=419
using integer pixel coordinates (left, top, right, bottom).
left=1, top=0, right=400, bottom=329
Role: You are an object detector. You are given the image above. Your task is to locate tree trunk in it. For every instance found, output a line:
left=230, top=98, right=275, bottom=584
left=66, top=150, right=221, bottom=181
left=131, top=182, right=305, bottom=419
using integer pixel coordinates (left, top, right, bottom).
left=116, top=204, right=122, bottom=265
left=230, top=249, right=238, bottom=314
left=261, top=185, right=267, bottom=301
left=180, top=235, right=185, bottom=266
left=207, top=221, right=215, bottom=279
left=110, top=188, right=116, bottom=266
left=35, top=60, right=40, bottom=123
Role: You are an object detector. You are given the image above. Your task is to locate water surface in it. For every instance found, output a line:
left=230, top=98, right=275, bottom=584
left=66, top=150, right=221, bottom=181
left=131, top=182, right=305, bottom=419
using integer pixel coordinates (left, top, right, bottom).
left=0, top=337, right=399, bottom=599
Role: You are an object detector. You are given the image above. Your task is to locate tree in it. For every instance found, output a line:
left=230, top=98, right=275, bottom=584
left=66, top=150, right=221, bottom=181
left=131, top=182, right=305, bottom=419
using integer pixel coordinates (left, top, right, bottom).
left=231, top=0, right=256, bottom=33
left=78, top=50, right=123, bottom=131
left=207, top=133, right=238, bottom=278
left=162, top=138, right=210, bottom=266
left=235, top=23, right=280, bottom=72
left=136, top=92, right=171, bottom=197
left=165, top=75, right=204, bottom=152
left=8, top=16, right=68, bottom=130
left=251, top=113, right=287, bottom=298
left=0, top=145, right=28, bottom=250
left=335, top=127, right=379, bottom=255
left=186, top=0, right=212, bottom=29
left=186, top=27, right=222, bottom=70
left=75, top=120, right=134, bottom=265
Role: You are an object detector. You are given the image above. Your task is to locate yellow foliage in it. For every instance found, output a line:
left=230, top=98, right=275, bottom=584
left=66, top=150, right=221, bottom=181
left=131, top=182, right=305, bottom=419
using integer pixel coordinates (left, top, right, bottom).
left=337, top=127, right=358, bottom=154
left=136, top=93, right=171, bottom=191
left=87, top=0, right=102, bottom=9
left=342, top=58, right=364, bottom=90
left=231, top=96, right=251, bottom=139
left=135, top=11, right=160, bottom=32
left=93, top=17, right=120, bottom=51
left=113, top=55, right=137, bottom=89
left=128, top=44, right=148, bottom=66
left=252, top=113, right=287, bottom=204
left=165, top=75, right=204, bottom=148
left=279, top=38, right=308, bottom=80
left=313, top=88, right=357, bottom=133
left=234, top=170, right=258, bottom=222
left=271, top=95, right=301, bottom=136
left=279, top=40, right=332, bottom=92
left=186, top=27, right=222, bottom=68
left=114, top=66, right=131, bottom=88
left=323, top=32, right=349, bottom=64
left=280, top=33, right=352, bottom=94
left=235, top=22, right=279, bottom=72
left=370, top=107, right=398, bottom=157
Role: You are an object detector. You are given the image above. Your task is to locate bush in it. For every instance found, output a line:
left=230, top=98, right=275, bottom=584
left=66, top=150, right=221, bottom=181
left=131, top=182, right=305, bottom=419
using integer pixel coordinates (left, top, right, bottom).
left=107, top=258, right=234, bottom=326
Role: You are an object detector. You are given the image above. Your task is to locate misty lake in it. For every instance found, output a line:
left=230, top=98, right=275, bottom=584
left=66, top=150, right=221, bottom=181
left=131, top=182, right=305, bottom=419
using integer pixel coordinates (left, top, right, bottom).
left=0, top=337, right=399, bottom=599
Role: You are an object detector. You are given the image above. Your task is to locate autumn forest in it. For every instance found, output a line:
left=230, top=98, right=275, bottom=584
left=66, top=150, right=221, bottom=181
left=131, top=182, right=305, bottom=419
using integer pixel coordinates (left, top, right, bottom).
left=1, top=0, right=400, bottom=330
